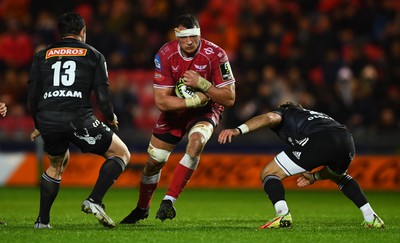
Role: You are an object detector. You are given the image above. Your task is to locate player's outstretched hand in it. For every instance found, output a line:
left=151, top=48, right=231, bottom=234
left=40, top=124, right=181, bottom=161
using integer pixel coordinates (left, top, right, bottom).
left=108, top=114, right=119, bottom=130
left=296, top=172, right=315, bottom=187
left=218, top=129, right=240, bottom=144
left=0, top=102, right=7, bottom=117
left=30, top=129, right=41, bottom=141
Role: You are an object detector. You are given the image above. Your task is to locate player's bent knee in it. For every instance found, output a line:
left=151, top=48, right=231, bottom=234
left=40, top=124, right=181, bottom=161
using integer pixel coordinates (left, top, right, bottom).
left=147, top=143, right=171, bottom=163
left=326, top=166, right=347, bottom=183
left=120, top=146, right=131, bottom=164
left=326, top=166, right=346, bottom=177
left=145, top=159, right=165, bottom=172
left=188, top=123, right=213, bottom=144
left=260, top=159, right=287, bottom=180
left=108, top=156, right=126, bottom=171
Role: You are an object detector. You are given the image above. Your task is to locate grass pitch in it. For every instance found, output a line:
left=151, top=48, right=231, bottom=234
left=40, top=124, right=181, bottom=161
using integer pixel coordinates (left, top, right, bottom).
left=0, top=187, right=398, bottom=242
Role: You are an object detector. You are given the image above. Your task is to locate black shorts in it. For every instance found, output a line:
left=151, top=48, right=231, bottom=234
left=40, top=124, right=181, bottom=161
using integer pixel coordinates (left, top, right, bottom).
left=41, top=117, right=113, bottom=156
left=279, top=130, right=355, bottom=175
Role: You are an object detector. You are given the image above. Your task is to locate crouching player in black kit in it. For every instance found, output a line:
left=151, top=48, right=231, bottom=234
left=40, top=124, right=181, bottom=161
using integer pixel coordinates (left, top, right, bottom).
left=28, top=12, right=130, bottom=228
left=218, top=101, right=384, bottom=229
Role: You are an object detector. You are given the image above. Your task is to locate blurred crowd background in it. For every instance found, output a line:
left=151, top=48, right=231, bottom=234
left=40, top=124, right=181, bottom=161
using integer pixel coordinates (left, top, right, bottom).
left=0, top=0, right=399, bottom=153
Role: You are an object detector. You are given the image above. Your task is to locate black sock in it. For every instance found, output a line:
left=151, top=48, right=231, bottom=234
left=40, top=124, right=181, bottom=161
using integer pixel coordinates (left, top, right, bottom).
left=262, top=175, right=285, bottom=205
left=88, top=156, right=125, bottom=204
left=38, top=173, right=61, bottom=224
left=338, top=174, right=368, bottom=208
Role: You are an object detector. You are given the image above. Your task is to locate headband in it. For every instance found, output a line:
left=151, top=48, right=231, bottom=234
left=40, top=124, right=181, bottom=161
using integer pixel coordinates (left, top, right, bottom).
left=175, top=28, right=201, bottom=37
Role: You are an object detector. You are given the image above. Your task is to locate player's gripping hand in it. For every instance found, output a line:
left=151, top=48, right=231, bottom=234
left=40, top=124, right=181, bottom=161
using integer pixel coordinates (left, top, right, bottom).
left=296, top=172, right=315, bottom=187
left=107, top=114, right=119, bottom=130
left=185, top=92, right=209, bottom=108
left=30, top=128, right=41, bottom=141
left=183, top=70, right=212, bottom=92
left=0, top=102, right=7, bottom=117
left=218, top=128, right=240, bottom=144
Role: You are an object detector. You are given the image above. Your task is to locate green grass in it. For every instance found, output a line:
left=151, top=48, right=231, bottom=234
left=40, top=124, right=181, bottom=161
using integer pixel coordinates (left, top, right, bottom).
left=0, top=187, right=398, bottom=242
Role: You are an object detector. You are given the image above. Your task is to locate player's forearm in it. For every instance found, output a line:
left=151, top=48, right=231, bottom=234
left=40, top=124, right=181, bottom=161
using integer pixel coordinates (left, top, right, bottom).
left=28, top=81, right=39, bottom=127
left=203, top=84, right=235, bottom=107
left=95, top=85, right=115, bottom=121
left=243, top=114, right=271, bottom=133
left=237, top=113, right=278, bottom=135
left=155, top=96, right=189, bottom=111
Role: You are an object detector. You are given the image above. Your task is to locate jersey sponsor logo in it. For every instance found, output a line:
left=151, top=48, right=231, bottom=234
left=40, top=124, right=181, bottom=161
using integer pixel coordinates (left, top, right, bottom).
left=296, top=137, right=309, bottom=146
left=155, top=123, right=167, bottom=129
left=154, top=54, right=161, bottom=70
left=154, top=71, right=165, bottom=82
left=45, top=48, right=87, bottom=59
left=292, top=151, right=302, bottom=160
left=73, top=128, right=102, bottom=145
left=349, top=152, right=355, bottom=161
left=172, top=65, right=179, bottom=72
left=219, top=61, right=233, bottom=81
left=306, top=110, right=334, bottom=121
left=194, top=64, right=207, bottom=71
left=204, top=47, right=214, bottom=55
left=43, top=90, right=82, bottom=99
left=104, top=61, right=109, bottom=77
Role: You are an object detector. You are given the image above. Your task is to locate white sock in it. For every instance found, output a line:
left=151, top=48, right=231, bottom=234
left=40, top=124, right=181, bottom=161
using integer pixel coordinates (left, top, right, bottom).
left=179, top=153, right=199, bottom=170
left=163, top=195, right=176, bottom=203
left=274, top=200, right=289, bottom=216
left=360, top=203, right=375, bottom=222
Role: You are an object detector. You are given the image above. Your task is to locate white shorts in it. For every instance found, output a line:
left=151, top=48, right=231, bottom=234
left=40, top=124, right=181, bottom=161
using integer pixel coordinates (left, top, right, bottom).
left=274, top=151, right=306, bottom=176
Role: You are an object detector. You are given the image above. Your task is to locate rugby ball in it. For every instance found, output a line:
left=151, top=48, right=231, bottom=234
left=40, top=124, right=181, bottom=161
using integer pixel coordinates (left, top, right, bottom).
left=175, top=78, right=196, bottom=99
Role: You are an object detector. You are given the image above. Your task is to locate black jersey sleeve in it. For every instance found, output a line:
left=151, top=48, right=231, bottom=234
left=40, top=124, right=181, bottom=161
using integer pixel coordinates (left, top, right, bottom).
left=93, top=53, right=114, bottom=122
left=94, top=85, right=114, bottom=122
left=93, top=53, right=109, bottom=87
left=27, top=53, right=42, bottom=128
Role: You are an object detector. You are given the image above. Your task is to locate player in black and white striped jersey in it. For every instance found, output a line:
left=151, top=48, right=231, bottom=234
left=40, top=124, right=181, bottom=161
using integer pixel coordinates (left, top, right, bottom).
left=218, top=101, right=384, bottom=229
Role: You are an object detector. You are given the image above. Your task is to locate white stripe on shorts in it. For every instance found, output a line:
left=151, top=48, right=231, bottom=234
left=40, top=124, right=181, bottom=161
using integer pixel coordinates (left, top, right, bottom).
left=274, top=151, right=306, bottom=176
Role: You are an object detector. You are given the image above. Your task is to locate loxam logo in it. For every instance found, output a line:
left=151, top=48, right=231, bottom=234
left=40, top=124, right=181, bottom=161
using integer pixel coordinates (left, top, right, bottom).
left=46, top=47, right=87, bottom=59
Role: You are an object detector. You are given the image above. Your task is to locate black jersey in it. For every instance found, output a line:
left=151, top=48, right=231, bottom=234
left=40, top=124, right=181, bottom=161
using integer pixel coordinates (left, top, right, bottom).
left=28, top=38, right=114, bottom=133
left=271, top=106, right=347, bottom=147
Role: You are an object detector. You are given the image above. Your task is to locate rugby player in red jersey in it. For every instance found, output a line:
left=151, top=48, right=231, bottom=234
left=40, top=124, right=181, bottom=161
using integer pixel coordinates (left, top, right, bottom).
left=121, top=14, right=236, bottom=223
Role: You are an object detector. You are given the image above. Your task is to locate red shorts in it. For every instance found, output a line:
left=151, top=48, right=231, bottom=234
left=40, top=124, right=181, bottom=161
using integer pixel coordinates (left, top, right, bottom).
left=153, top=105, right=222, bottom=144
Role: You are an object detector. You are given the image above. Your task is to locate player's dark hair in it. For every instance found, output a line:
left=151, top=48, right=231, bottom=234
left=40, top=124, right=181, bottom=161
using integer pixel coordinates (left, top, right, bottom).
left=175, top=14, right=199, bottom=29
left=57, top=12, right=85, bottom=37
left=278, top=101, right=303, bottom=110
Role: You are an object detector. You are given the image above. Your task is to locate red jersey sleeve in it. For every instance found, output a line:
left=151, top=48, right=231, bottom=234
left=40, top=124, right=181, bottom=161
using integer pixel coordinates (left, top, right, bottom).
left=205, top=41, right=235, bottom=88
left=153, top=42, right=175, bottom=89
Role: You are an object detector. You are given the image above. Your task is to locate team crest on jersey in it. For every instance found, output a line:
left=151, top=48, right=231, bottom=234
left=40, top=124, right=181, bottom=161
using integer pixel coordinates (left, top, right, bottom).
left=219, top=61, right=233, bottom=81
left=45, top=47, right=87, bottom=59
left=194, top=64, right=207, bottom=71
